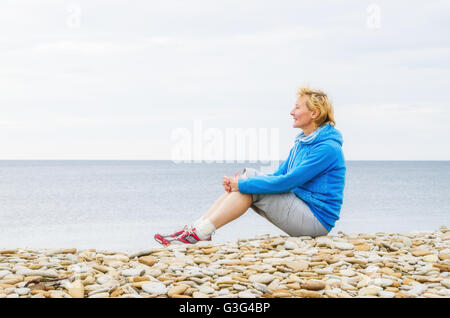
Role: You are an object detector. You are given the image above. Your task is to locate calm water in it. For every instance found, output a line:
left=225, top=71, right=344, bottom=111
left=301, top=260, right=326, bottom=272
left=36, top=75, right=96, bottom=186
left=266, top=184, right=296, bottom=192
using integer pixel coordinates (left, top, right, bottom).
left=0, top=160, right=449, bottom=253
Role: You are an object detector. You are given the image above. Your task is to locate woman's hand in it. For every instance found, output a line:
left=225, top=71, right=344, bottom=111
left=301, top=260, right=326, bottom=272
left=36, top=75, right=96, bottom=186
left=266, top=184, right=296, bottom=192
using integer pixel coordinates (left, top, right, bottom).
left=223, top=172, right=247, bottom=193
left=222, top=176, right=232, bottom=192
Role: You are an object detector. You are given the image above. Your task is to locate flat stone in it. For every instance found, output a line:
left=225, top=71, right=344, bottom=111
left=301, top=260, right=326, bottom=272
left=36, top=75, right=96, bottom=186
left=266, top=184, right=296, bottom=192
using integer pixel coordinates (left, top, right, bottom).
left=283, top=260, right=308, bottom=272
left=272, top=291, right=292, bottom=298
left=192, top=292, right=209, bottom=298
left=378, top=291, right=396, bottom=298
left=14, top=288, right=30, bottom=295
left=358, top=286, right=381, bottom=296
left=422, top=255, right=438, bottom=263
left=301, top=280, right=326, bottom=291
left=355, top=244, right=371, bottom=251
left=373, top=278, right=393, bottom=287
left=141, top=282, right=167, bottom=296
left=121, top=269, right=145, bottom=277
left=232, top=284, right=246, bottom=291
left=238, top=291, right=256, bottom=298
left=88, top=292, right=110, bottom=298
left=167, top=284, right=189, bottom=297
left=283, top=241, right=298, bottom=250
left=68, top=280, right=84, bottom=298
left=253, top=282, right=273, bottom=294
left=138, top=256, right=158, bottom=267
left=292, top=289, right=322, bottom=298
left=334, top=243, right=354, bottom=250
left=248, top=273, right=275, bottom=284
left=440, top=279, right=450, bottom=289
left=340, top=269, right=357, bottom=277
left=411, top=250, right=431, bottom=257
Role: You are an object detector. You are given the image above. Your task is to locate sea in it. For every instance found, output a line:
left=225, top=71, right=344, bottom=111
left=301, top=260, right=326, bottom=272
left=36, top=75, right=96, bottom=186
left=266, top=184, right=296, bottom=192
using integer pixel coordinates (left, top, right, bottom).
left=0, top=160, right=448, bottom=253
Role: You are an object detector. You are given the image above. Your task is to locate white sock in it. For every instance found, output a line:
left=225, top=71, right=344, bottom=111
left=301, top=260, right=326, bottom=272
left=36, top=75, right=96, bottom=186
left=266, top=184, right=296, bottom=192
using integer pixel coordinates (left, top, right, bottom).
left=195, top=218, right=216, bottom=240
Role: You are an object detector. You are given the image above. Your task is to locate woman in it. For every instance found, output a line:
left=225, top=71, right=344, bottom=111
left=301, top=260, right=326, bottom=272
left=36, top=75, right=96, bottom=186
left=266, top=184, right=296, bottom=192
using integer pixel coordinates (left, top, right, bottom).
left=154, top=86, right=346, bottom=246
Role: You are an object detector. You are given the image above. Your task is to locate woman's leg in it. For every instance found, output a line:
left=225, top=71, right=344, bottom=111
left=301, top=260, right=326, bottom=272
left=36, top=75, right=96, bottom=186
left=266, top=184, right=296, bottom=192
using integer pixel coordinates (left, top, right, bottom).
left=198, top=191, right=231, bottom=222
left=199, top=170, right=249, bottom=224
left=207, top=191, right=253, bottom=229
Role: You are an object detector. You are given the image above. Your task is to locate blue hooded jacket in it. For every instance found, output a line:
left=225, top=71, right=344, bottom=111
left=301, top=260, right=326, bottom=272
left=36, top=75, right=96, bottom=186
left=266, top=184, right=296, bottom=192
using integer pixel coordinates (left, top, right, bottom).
left=238, top=123, right=346, bottom=231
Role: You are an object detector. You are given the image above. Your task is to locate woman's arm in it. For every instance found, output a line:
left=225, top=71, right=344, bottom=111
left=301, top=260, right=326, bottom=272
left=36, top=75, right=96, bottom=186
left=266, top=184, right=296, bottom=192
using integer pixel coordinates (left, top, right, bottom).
left=238, top=143, right=338, bottom=194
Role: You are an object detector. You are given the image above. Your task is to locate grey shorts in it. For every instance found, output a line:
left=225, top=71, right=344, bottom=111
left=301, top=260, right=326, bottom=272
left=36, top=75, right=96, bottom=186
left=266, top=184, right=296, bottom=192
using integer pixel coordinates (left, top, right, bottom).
left=243, top=167, right=329, bottom=238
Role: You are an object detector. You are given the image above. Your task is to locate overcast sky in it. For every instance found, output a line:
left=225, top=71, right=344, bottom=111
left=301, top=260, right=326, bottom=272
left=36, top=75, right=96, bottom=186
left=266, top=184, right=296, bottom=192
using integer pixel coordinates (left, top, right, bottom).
left=1, top=0, right=449, bottom=160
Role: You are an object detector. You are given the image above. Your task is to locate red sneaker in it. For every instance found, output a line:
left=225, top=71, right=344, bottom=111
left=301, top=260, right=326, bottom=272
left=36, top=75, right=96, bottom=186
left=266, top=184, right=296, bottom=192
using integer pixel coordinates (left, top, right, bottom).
left=154, top=225, right=189, bottom=246
left=170, top=227, right=212, bottom=245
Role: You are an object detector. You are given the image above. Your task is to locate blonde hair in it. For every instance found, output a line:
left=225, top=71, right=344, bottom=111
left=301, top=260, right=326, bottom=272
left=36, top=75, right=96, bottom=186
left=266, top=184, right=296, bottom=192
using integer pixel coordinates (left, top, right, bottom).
left=296, top=86, right=336, bottom=128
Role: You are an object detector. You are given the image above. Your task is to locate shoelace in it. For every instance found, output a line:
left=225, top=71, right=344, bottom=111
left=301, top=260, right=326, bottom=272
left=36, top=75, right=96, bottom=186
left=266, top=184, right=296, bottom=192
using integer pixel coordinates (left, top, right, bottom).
left=184, top=226, right=197, bottom=238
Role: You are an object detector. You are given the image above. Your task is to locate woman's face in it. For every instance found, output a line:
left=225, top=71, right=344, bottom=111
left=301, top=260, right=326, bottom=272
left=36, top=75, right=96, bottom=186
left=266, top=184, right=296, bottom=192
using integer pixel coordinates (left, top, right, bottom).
left=290, top=95, right=316, bottom=129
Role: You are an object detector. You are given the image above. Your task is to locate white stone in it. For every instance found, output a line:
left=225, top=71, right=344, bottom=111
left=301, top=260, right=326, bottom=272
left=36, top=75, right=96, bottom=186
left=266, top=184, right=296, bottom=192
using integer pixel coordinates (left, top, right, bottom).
left=373, top=278, right=393, bottom=287
left=96, top=276, right=111, bottom=285
left=440, top=279, right=450, bottom=289
left=283, top=241, right=298, bottom=250
left=340, top=269, right=356, bottom=277
left=334, top=242, right=354, bottom=250
left=315, top=237, right=333, bottom=247
left=232, top=284, right=246, bottom=291
left=0, top=270, right=11, bottom=279
left=238, top=291, right=256, bottom=298
left=364, top=265, right=379, bottom=274
left=88, top=292, right=110, bottom=298
left=88, top=287, right=110, bottom=297
left=273, top=251, right=291, bottom=258
left=358, top=285, right=382, bottom=296
left=249, top=273, right=275, bottom=284
left=253, top=282, right=273, bottom=294
left=407, top=284, right=428, bottom=296
left=378, top=291, right=396, bottom=298
left=315, top=267, right=334, bottom=275
left=141, top=282, right=167, bottom=295
left=14, top=288, right=30, bottom=295
left=198, top=285, right=215, bottom=294
left=121, top=269, right=145, bottom=277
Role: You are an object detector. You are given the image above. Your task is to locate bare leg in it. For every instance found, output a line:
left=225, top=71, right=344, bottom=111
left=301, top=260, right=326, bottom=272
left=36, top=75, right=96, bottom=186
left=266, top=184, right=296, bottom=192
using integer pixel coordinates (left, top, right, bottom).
left=207, top=192, right=253, bottom=229
left=199, top=191, right=231, bottom=221
left=200, top=170, right=248, bottom=222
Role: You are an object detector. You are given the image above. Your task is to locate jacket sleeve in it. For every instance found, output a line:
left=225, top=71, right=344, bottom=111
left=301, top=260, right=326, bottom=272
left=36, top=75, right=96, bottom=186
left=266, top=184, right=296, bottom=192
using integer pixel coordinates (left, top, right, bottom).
left=238, top=144, right=337, bottom=194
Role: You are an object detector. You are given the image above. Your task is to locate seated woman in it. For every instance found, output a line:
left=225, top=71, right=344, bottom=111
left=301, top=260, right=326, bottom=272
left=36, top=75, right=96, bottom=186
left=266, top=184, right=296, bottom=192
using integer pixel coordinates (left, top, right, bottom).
left=154, top=86, right=346, bottom=245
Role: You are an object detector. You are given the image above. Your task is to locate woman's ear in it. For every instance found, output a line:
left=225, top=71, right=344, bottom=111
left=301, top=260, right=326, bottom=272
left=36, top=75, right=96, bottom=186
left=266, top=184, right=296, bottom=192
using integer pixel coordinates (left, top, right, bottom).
left=312, top=109, right=321, bottom=120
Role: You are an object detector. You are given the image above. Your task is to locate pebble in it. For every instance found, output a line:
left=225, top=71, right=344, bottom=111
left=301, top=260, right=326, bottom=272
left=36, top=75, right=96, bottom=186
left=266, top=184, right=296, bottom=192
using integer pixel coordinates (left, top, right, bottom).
left=249, top=273, right=275, bottom=284
left=141, top=282, right=167, bottom=295
left=0, top=228, right=448, bottom=298
left=198, top=285, right=215, bottom=294
left=121, top=269, right=145, bottom=277
left=373, top=278, right=393, bottom=287
left=14, top=288, right=30, bottom=295
left=283, top=241, right=298, bottom=250
left=334, top=243, right=354, bottom=250
left=238, top=290, right=257, bottom=298
left=441, top=279, right=450, bottom=289
left=378, top=291, right=396, bottom=298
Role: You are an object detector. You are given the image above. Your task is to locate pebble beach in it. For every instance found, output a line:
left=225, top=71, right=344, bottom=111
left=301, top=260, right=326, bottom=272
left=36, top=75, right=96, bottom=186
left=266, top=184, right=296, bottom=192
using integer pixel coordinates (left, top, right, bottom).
left=1, top=227, right=449, bottom=298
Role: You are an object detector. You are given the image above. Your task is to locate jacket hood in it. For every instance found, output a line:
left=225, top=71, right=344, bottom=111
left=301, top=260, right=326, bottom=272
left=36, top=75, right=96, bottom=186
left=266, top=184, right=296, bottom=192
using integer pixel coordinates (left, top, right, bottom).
left=295, top=123, right=343, bottom=146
